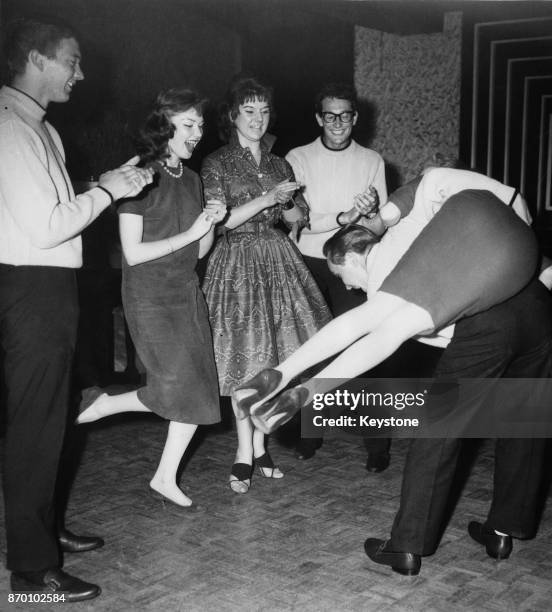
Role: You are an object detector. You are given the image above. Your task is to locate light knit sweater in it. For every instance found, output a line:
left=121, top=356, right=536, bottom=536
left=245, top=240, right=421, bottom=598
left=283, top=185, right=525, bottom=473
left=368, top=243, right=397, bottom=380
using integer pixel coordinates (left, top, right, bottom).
left=0, top=86, right=111, bottom=267
left=286, top=137, right=387, bottom=259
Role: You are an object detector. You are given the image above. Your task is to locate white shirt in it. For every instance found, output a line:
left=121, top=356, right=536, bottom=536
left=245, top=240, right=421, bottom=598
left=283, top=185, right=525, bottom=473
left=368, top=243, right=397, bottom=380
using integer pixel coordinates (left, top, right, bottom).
left=367, top=168, right=532, bottom=348
left=0, top=86, right=111, bottom=267
left=286, top=137, right=387, bottom=259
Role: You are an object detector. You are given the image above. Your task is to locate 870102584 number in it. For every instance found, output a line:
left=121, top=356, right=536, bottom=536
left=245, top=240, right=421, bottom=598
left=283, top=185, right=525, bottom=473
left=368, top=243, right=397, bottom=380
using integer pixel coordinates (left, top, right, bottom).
left=8, top=592, right=66, bottom=603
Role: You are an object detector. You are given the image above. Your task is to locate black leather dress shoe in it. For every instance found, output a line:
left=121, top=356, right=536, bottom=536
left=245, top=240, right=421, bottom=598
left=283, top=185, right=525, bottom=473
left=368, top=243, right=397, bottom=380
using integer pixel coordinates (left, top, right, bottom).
left=58, top=527, right=104, bottom=553
left=468, top=521, right=512, bottom=559
left=295, top=438, right=323, bottom=460
left=365, top=450, right=390, bottom=473
left=11, top=568, right=101, bottom=602
left=364, top=537, right=421, bottom=576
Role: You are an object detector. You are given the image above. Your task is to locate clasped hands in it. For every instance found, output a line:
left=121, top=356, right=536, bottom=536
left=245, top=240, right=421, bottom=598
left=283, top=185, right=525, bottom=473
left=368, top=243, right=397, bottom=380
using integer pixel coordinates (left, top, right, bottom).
left=267, top=179, right=302, bottom=207
left=203, top=200, right=227, bottom=224
left=338, top=185, right=379, bottom=226
left=98, top=155, right=155, bottom=201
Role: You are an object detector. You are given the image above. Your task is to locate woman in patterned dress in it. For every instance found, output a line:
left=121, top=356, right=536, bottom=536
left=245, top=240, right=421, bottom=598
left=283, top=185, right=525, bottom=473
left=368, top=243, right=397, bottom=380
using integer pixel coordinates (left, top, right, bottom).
left=77, top=89, right=226, bottom=507
left=201, top=76, right=331, bottom=493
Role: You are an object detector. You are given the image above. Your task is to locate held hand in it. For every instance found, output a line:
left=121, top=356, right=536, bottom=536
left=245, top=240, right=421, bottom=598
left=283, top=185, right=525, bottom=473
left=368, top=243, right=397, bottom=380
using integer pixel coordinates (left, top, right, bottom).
left=338, top=187, right=379, bottom=226
left=99, top=158, right=155, bottom=201
left=189, top=211, right=215, bottom=239
left=353, top=186, right=379, bottom=218
left=204, top=199, right=227, bottom=223
left=338, top=207, right=361, bottom=225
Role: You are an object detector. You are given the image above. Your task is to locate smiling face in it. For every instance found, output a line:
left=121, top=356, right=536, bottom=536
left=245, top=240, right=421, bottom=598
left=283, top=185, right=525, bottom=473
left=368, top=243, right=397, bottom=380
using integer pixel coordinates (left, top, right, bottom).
left=41, top=37, right=84, bottom=104
left=166, top=108, right=204, bottom=164
left=327, top=252, right=369, bottom=293
left=316, top=96, right=357, bottom=151
left=232, top=97, right=270, bottom=146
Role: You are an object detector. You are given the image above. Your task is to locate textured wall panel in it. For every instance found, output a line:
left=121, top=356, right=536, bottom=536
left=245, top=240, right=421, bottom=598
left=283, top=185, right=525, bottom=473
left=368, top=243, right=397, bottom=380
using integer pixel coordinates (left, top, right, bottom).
left=547, top=114, right=552, bottom=211
left=539, top=98, right=552, bottom=210
left=354, top=12, right=461, bottom=186
left=470, top=17, right=552, bottom=172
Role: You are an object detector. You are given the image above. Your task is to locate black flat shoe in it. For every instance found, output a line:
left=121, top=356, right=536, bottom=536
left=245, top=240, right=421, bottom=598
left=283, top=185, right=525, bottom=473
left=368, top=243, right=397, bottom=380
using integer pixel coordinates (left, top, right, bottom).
left=58, top=527, right=104, bottom=553
left=11, top=568, right=101, bottom=602
left=364, top=538, right=421, bottom=576
left=295, top=438, right=323, bottom=460
left=251, top=385, right=310, bottom=434
left=365, top=450, right=390, bottom=473
left=233, top=369, right=283, bottom=417
left=468, top=521, right=513, bottom=559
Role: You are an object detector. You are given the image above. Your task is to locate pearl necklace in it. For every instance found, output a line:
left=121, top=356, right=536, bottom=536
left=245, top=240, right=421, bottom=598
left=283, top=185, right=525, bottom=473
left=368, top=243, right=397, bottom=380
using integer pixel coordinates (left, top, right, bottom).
left=162, top=161, right=183, bottom=178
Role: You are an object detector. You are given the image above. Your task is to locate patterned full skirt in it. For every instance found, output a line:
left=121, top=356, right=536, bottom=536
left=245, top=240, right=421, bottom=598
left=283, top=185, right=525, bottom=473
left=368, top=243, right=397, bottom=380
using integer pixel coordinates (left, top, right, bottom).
left=203, top=227, right=332, bottom=396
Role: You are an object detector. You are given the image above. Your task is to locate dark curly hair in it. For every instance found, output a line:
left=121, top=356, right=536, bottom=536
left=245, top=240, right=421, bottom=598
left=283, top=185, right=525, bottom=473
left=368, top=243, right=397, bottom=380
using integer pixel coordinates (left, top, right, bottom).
left=314, top=82, right=358, bottom=115
left=323, top=224, right=381, bottom=265
left=218, top=75, right=274, bottom=143
left=4, top=18, right=77, bottom=80
left=135, top=88, right=207, bottom=164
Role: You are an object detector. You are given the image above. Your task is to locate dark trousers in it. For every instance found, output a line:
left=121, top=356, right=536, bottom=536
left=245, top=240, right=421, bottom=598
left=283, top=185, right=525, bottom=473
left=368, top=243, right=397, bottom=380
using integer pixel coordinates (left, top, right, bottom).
left=74, top=268, right=120, bottom=389
left=303, top=255, right=393, bottom=454
left=0, top=265, right=78, bottom=571
left=390, top=279, right=552, bottom=555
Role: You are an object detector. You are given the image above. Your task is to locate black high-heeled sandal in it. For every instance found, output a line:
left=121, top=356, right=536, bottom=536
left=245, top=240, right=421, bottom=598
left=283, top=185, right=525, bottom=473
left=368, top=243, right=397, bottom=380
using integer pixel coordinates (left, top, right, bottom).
left=233, top=369, right=283, bottom=417
left=254, top=452, right=284, bottom=479
left=250, top=385, right=310, bottom=434
left=229, top=463, right=253, bottom=494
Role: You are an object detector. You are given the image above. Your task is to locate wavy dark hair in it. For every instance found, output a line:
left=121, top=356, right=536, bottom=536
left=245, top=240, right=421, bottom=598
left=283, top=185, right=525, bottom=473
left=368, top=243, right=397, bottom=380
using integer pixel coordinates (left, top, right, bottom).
left=323, top=224, right=381, bottom=265
left=4, top=18, right=77, bottom=80
left=135, top=88, right=207, bottom=164
left=218, top=75, right=274, bottom=143
left=314, top=82, right=358, bottom=115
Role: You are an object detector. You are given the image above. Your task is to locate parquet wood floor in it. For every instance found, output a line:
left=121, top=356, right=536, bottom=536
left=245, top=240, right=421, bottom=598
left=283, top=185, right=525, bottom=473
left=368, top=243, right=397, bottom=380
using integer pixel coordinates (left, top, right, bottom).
left=1, top=407, right=551, bottom=611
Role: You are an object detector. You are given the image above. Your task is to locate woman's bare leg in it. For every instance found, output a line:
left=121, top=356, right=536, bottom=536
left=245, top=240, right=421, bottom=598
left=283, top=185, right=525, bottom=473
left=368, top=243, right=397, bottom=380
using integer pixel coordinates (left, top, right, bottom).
left=77, top=389, right=151, bottom=424
left=150, top=421, right=198, bottom=507
left=250, top=302, right=433, bottom=434
left=234, top=293, right=412, bottom=414
left=229, top=401, right=255, bottom=492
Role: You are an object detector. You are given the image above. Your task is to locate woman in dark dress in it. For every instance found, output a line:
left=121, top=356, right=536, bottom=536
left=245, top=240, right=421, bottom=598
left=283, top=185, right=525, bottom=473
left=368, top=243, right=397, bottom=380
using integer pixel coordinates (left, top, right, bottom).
left=201, top=76, right=331, bottom=493
left=77, top=89, right=226, bottom=507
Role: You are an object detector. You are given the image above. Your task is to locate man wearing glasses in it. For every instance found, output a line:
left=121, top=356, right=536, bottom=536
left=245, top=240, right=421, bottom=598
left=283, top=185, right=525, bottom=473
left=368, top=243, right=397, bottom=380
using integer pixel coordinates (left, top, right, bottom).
left=286, top=83, right=389, bottom=465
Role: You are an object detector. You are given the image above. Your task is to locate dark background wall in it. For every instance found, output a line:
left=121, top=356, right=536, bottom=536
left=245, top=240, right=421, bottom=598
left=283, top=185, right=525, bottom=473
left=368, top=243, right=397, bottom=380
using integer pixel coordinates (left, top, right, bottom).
left=3, top=0, right=552, bottom=208
left=2, top=0, right=243, bottom=175
left=2, top=0, right=355, bottom=176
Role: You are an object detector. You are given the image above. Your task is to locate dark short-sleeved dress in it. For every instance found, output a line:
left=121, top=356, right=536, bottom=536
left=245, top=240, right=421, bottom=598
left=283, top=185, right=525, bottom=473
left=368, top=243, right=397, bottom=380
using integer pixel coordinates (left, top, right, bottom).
left=201, top=136, right=332, bottom=396
left=380, top=189, right=538, bottom=331
left=118, top=162, right=220, bottom=424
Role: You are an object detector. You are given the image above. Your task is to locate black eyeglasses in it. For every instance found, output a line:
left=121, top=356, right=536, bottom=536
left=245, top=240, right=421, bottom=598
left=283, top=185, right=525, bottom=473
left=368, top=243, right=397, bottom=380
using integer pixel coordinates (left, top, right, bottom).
left=320, top=111, right=355, bottom=124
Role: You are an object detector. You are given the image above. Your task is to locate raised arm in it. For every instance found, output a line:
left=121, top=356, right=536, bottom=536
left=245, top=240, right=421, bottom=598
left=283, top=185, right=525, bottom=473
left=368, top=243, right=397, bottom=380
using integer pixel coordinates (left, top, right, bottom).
left=120, top=208, right=219, bottom=266
left=420, top=168, right=531, bottom=223
left=0, top=120, right=152, bottom=248
left=201, top=155, right=298, bottom=230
